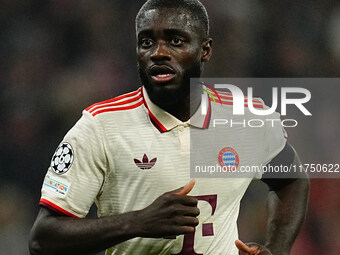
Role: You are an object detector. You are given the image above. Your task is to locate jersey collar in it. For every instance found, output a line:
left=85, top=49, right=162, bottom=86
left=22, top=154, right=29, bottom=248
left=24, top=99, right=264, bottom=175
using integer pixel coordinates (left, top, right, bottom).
left=142, top=86, right=211, bottom=133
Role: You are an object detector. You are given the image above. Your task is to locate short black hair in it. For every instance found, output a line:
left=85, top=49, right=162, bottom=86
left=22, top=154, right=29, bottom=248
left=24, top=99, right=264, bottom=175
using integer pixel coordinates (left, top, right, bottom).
left=136, top=0, right=209, bottom=37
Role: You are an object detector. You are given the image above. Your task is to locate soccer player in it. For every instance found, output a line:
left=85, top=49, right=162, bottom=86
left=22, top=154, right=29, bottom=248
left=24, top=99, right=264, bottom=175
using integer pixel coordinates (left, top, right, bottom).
left=29, top=0, right=310, bottom=254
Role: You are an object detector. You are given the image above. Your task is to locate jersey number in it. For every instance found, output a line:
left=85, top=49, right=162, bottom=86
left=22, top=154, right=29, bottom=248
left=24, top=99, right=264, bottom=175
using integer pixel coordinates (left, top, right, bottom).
left=172, top=194, right=217, bottom=255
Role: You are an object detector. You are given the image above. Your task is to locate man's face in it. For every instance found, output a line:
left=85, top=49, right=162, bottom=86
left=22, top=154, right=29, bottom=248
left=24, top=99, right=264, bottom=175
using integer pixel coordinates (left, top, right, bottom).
left=136, top=8, right=211, bottom=106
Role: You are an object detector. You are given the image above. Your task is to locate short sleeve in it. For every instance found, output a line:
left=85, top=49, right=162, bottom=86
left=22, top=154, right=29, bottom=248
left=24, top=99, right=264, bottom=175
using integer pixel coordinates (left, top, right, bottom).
left=40, top=110, right=107, bottom=218
left=262, top=111, right=287, bottom=166
left=253, top=102, right=287, bottom=180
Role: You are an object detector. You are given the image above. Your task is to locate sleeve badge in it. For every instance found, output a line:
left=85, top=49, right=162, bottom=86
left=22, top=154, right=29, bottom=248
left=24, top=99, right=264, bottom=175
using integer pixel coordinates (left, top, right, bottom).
left=50, top=142, right=74, bottom=174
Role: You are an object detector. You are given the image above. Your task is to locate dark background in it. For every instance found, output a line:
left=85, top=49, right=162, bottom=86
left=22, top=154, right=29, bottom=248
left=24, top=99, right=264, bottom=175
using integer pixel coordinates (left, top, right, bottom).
left=0, top=0, right=339, bottom=254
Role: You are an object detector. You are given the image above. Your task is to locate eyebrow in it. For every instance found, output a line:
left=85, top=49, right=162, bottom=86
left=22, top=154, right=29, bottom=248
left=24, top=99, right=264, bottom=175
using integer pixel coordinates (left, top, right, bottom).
left=138, top=28, right=192, bottom=39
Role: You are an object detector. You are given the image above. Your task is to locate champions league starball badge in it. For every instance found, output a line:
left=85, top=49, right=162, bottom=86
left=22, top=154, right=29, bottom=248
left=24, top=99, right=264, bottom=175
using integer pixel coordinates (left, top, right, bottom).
left=50, top=142, right=74, bottom=174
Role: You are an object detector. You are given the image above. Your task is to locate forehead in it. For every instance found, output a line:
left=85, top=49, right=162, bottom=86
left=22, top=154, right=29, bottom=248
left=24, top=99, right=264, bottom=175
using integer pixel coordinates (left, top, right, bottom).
left=136, top=8, right=201, bottom=36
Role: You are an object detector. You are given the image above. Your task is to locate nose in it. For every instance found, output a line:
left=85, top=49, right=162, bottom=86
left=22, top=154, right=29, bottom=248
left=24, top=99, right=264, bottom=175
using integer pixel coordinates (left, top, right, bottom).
left=150, top=42, right=171, bottom=62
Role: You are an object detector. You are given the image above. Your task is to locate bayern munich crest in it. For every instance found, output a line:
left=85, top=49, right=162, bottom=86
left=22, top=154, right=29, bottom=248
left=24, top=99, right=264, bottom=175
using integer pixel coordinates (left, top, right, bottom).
left=218, top=147, right=239, bottom=170
left=50, top=142, right=74, bottom=174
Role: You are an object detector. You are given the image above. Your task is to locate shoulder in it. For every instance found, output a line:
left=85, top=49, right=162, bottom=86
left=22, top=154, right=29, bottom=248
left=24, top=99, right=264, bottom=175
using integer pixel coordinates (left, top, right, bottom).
left=85, top=87, right=144, bottom=117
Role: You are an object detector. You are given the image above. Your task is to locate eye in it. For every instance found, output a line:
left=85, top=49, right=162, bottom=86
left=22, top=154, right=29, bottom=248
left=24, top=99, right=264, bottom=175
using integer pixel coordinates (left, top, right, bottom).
left=170, top=37, right=184, bottom=47
left=140, top=39, right=154, bottom=48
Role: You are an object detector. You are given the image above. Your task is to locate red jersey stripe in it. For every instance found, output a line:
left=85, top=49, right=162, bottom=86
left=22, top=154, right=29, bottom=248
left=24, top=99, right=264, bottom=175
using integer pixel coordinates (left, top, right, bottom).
left=89, top=94, right=142, bottom=113
left=92, top=100, right=144, bottom=116
left=207, top=89, right=232, bottom=96
left=149, top=113, right=167, bottom=133
left=244, top=104, right=263, bottom=108
left=40, top=198, right=78, bottom=218
left=209, top=98, right=263, bottom=108
left=213, top=94, right=262, bottom=104
left=144, top=103, right=168, bottom=133
left=86, top=88, right=141, bottom=112
left=141, top=89, right=167, bottom=133
left=207, top=89, right=262, bottom=100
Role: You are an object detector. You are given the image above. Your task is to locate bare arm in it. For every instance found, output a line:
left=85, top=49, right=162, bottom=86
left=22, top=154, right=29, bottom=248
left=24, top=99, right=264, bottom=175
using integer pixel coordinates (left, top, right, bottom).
left=236, top=143, right=310, bottom=255
left=29, top=206, right=138, bottom=255
left=263, top=144, right=310, bottom=254
left=29, top=180, right=199, bottom=255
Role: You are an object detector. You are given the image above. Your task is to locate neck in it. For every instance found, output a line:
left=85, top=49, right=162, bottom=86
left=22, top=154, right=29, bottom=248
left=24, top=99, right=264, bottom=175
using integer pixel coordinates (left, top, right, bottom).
left=149, top=88, right=201, bottom=122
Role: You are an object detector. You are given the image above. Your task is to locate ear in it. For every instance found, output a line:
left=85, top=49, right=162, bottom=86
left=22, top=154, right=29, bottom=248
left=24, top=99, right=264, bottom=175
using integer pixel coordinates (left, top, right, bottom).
left=201, top=38, right=213, bottom=62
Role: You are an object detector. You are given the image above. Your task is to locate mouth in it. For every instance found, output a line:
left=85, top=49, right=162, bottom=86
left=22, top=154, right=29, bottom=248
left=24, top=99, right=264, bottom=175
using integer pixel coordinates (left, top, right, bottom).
left=149, top=65, right=176, bottom=83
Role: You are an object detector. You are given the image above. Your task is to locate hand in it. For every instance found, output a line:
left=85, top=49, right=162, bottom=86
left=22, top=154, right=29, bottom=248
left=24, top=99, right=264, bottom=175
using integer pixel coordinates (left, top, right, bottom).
left=135, top=179, right=200, bottom=238
left=235, top=240, right=272, bottom=255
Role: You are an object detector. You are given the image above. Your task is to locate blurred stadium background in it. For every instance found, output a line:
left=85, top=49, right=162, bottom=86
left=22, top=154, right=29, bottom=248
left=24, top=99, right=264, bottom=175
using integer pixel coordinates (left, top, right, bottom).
left=0, top=0, right=339, bottom=254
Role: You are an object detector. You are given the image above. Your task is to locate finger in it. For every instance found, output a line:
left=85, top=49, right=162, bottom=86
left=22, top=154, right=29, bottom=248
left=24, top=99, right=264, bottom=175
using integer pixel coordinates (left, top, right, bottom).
left=171, top=215, right=199, bottom=228
left=182, top=204, right=200, bottom=216
left=246, top=243, right=262, bottom=255
left=168, top=183, right=192, bottom=194
left=172, top=204, right=200, bottom=217
left=181, top=216, right=199, bottom=227
left=235, top=240, right=253, bottom=253
left=178, top=226, right=196, bottom=235
left=175, top=179, right=195, bottom=195
left=175, top=195, right=198, bottom=207
left=163, top=226, right=196, bottom=237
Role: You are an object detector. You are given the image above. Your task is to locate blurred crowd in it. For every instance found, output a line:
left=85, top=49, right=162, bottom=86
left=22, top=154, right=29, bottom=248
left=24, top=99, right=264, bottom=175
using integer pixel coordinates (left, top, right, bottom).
left=0, top=0, right=339, bottom=254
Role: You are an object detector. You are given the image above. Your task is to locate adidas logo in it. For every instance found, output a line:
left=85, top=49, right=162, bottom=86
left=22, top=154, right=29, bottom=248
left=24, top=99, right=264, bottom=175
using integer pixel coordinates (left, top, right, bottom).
left=134, top=154, right=157, bottom=170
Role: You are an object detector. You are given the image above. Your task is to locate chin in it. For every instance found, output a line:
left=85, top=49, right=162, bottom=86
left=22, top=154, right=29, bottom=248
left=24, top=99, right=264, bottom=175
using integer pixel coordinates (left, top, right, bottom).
left=148, top=82, right=185, bottom=105
left=138, top=64, right=200, bottom=107
left=150, top=81, right=182, bottom=92
left=140, top=72, right=183, bottom=97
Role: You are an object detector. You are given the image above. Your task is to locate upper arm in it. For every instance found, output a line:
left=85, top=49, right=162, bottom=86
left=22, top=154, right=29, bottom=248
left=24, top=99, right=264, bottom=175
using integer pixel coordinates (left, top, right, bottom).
left=32, top=206, right=64, bottom=230
left=31, top=206, right=71, bottom=236
left=261, top=143, right=309, bottom=191
left=40, top=110, right=106, bottom=218
left=29, top=206, right=69, bottom=254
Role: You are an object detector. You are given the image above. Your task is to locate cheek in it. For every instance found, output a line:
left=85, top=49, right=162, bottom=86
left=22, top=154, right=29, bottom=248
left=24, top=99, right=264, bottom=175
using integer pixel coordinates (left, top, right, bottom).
left=137, top=52, right=148, bottom=67
left=176, top=50, right=201, bottom=68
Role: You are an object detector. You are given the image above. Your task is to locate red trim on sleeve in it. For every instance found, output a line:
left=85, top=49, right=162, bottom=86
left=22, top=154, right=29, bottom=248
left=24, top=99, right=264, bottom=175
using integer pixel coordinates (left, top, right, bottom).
left=39, top=198, right=79, bottom=218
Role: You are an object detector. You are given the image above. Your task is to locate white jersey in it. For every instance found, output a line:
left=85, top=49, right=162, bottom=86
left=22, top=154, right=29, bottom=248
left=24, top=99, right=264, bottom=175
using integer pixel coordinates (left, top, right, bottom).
left=40, top=87, right=286, bottom=255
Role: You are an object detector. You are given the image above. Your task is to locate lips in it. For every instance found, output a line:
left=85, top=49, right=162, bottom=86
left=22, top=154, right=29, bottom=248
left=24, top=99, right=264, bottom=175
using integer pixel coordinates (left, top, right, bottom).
left=149, top=65, right=176, bottom=83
